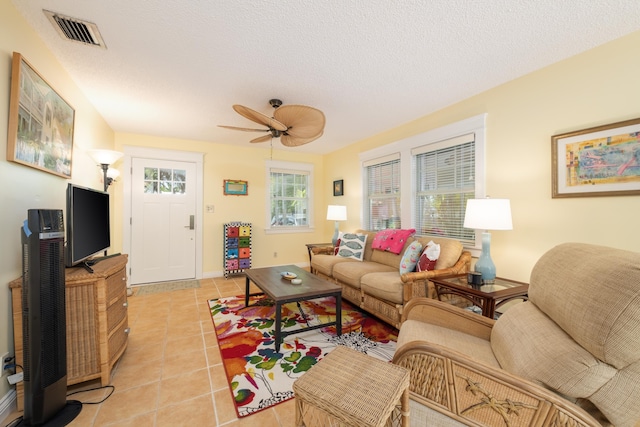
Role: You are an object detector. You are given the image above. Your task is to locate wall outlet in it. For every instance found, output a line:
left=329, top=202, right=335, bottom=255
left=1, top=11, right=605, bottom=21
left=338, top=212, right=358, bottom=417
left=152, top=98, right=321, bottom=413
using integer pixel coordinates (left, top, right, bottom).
left=1, top=353, right=9, bottom=371
left=273, top=252, right=277, bottom=258
left=206, top=204, right=215, bottom=213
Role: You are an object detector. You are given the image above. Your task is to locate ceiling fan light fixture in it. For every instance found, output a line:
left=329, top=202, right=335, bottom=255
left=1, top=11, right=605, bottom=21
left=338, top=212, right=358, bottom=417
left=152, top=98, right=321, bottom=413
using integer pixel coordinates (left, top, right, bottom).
left=220, top=99, right=325, bottom=147
left=269, top=99, right=283, bottom=108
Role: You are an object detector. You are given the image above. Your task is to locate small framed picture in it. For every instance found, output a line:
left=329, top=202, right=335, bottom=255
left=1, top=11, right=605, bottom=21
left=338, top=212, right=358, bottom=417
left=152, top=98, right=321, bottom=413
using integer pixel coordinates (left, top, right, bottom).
left=333, top=179, right=344, bottom=196
left=223, top=179, right=248, bottom=195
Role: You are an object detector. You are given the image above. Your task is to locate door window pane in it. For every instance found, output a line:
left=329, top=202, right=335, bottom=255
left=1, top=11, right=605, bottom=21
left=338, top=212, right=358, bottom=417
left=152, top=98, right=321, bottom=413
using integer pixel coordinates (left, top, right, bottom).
left=143, top=167, right=187, bottom=194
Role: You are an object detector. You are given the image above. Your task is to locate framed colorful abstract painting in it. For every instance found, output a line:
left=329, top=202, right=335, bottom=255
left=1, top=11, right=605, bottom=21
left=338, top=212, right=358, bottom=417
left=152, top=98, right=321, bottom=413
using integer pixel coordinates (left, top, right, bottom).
left=552, top=118, right=640, bottom=198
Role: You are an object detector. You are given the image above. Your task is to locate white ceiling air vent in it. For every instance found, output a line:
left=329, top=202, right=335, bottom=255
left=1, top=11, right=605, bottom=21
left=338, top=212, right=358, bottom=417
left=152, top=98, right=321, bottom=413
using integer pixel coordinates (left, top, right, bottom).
left=43, top=10, right=107, bottom=49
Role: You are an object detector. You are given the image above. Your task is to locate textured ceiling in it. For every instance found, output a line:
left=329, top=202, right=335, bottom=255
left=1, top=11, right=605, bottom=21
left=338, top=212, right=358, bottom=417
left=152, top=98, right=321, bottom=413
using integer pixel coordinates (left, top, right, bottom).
left=10, top=0, right=640, bottom=154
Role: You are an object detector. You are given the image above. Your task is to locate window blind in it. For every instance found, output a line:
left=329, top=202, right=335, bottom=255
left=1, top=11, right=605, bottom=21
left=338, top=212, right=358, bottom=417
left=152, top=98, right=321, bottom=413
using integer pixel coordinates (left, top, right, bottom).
left=364, top=155, right=401, bottom=230
left=414, top=139, right=475, bottom=243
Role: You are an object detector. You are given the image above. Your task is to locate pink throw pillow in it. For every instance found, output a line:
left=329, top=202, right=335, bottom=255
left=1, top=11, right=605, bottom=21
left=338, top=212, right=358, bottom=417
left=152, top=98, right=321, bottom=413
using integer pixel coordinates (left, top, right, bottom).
left=371, top=229, right=416, bottom=254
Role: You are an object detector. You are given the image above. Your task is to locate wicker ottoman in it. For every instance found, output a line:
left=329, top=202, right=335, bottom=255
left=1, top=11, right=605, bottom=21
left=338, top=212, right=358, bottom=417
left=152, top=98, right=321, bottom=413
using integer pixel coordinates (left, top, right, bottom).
left=293, top=345, right=410, bottom=427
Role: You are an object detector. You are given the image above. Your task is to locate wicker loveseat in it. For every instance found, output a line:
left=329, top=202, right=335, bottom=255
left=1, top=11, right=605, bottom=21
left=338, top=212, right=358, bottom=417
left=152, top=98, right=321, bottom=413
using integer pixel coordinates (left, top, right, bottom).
left=310, top=229, right=471, bottom=328
left=392, top=242, right=640, bottom=427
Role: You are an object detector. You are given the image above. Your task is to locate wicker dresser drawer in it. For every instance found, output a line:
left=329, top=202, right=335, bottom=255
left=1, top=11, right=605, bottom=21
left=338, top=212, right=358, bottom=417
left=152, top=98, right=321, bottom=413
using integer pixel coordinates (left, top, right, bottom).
left=107, top=293, right=128, bottom=332
left=106, top=268, right=127, bottom=303
left=108, top=318, right=129, bottom=363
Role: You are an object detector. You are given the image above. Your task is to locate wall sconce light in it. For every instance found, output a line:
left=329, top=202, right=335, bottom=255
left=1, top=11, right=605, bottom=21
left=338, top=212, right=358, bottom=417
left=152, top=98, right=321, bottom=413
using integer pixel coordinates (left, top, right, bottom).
left=88, top=149, right=124, bottom=191
left=106, top=167, right=121, bottom=186
left=326, top=205, right=347, bottom=246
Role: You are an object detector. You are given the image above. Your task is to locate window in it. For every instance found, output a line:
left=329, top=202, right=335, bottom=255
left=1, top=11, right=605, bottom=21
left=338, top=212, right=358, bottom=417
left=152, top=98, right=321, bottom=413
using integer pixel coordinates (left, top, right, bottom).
left=359, top=114, right=486, bottom=251
left=363, top=154, right=401, bottom=230
left=266, top=160, right=314, bottom=233
left=143, top=167, right=186, bottom=194
left=413, top=134, right=475, bottom=244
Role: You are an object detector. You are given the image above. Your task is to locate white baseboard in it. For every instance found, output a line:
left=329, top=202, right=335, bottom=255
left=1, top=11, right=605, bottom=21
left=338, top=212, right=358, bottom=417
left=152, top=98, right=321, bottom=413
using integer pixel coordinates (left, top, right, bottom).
left=0, top=389, right=17, bottom=425
left=203, top=262, right=308, bottom=279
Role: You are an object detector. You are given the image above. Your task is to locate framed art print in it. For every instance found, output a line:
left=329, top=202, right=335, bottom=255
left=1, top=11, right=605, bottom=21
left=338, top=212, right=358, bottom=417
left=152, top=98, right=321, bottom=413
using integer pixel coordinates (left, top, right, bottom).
left=224, top=179, right=248, bottom=195
left=552, top=118, right=640, bottom=198
left=7, top=52, right=75, bottom=178
left=333, top=179, right=344, bottom=196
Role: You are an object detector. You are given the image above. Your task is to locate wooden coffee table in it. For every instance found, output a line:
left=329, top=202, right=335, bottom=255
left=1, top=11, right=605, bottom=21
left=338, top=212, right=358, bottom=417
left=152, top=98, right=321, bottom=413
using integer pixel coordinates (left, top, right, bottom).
left=431, top=274, right=529, bottom=319
left=244, top=265, right=342, bottom=352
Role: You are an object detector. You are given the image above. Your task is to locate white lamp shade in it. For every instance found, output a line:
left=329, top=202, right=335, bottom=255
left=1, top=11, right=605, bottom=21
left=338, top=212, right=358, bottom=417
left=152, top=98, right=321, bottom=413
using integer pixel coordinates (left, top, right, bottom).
left=106, top=168, right=120, bottom=180
left=326, top=205, right=347, bottom=221
left=88, top=149, right=124, bottom=165
left=463, top=198, right=513, bottom=230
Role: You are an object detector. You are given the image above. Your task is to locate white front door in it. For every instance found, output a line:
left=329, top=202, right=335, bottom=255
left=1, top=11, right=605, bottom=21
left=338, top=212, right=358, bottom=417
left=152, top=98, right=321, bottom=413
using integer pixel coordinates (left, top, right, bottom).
left=129, top=158, right=197, bottom=284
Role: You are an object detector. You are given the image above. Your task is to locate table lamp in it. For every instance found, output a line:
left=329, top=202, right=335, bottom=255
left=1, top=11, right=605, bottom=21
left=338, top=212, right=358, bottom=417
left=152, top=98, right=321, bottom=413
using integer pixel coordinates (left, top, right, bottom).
left=326, top=205, right=347, bottom=246
left=463, top=198, right=513, bottom=283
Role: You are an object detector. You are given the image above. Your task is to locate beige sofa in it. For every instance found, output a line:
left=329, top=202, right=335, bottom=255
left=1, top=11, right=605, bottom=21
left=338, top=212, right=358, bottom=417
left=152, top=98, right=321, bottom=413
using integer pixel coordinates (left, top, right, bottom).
left=310, top=229, right=471, bottom=328
left=393, top=242, right=640, bottom=426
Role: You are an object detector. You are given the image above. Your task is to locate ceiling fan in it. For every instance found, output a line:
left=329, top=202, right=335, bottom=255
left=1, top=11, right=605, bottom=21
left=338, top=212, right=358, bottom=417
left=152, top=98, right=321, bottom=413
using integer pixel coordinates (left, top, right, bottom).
left=218, top=99, right=325, bottom=147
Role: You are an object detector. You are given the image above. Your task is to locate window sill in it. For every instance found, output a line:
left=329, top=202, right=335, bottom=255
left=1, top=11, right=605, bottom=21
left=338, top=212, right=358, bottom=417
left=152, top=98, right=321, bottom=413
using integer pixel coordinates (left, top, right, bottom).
left=265, top=226, right=315, bottom=235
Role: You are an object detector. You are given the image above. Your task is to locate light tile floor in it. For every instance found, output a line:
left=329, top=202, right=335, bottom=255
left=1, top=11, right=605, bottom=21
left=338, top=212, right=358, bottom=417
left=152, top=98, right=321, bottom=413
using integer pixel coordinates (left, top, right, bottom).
left=6, top=276, right=297, bottom=427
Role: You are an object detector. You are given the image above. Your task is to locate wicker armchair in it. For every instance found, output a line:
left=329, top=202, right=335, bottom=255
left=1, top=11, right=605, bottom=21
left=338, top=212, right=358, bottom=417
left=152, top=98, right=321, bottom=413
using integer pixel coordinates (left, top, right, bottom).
left=393, top=243, right=640, bottom=427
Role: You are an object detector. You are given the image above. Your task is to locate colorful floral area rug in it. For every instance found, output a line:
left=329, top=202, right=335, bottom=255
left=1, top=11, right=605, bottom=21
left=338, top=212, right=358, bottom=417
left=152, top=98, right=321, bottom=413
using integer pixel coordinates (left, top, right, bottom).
left=209, top=294, right=398, bottom=418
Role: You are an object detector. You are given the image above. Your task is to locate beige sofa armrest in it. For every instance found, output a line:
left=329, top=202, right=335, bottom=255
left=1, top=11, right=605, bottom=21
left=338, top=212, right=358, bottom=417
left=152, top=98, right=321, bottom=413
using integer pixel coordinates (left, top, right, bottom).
left=402, top=297, right=495, bottom=340
left=399, top=250, right=471, bottom=302
left=393, top=341, right=602, bottom=427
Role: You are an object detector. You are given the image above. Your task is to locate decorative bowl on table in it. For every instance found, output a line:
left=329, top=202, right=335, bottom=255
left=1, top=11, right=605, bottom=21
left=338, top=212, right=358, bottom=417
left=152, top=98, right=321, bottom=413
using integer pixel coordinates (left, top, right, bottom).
left=280, top=271, right=297, bottom=280
left=290, top=278, right=302, bottom=285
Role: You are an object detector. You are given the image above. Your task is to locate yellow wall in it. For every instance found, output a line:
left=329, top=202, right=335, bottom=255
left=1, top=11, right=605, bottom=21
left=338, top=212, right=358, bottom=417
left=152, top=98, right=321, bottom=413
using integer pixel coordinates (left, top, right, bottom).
left=0, top=2, right=116, bottom=399
left=327, top=30, right=640, bottom=282
left=113, top=133, right=327, bottom=273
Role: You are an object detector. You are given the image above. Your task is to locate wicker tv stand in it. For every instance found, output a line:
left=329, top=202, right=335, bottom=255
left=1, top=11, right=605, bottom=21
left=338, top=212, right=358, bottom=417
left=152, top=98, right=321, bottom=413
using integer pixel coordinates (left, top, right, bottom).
left=9, top=254, right=129, bottom=411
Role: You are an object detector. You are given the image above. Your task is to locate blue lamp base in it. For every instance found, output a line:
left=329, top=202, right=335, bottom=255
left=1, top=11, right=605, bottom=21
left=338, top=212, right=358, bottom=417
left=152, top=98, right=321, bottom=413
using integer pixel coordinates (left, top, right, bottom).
left=332, top=221, right=340, bottom=246
left=474, top=231, right=496, bottom=283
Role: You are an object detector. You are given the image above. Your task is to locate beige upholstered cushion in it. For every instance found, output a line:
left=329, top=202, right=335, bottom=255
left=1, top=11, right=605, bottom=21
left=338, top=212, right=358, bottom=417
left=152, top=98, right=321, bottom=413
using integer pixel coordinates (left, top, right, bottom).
left=528, top=242, right=640, bottom=369
left=332, top=261, right=396, bottom=289
left=311, top=253, right=356, bottom=277
left=491, top=302, right=617, bottom=397
left=417, top=237, right=463, bottom=270
left=360, top=272, right=404, bottom=305
left=399, top=319, right=501, bottom=369
left=588, top=360, right=640, bottom=427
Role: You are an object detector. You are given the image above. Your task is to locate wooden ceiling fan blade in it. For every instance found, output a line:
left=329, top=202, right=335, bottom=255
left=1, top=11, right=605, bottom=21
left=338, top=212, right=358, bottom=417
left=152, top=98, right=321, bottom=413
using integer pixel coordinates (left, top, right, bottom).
left=218, top=125, right=269, bottom=133
left=274, top=105, right=325, bottom=138
left=250, top=134, right=273, bottom=143
left=280, top=131, right=323, bottom=147
left=233, top=104, right=287, bottom=131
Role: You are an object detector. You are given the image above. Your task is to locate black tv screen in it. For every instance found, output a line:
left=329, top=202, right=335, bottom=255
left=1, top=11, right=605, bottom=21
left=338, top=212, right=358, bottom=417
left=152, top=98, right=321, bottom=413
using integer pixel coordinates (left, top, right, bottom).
left=65, top=184, right=111, bottom=267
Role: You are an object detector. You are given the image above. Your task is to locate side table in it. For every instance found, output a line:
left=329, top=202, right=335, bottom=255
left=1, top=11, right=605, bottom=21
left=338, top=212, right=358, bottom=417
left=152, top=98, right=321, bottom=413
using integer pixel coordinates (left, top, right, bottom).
left=431, top=274, right=529, bottom=319
left=293, top=345, right=410, bottom=427
left=305, top=242, right=334, bottom=273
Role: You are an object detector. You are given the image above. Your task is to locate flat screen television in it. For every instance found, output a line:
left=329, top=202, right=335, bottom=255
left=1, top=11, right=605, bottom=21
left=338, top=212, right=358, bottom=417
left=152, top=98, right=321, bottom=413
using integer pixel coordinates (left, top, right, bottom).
left=65, top=183, right=111, bottom=268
